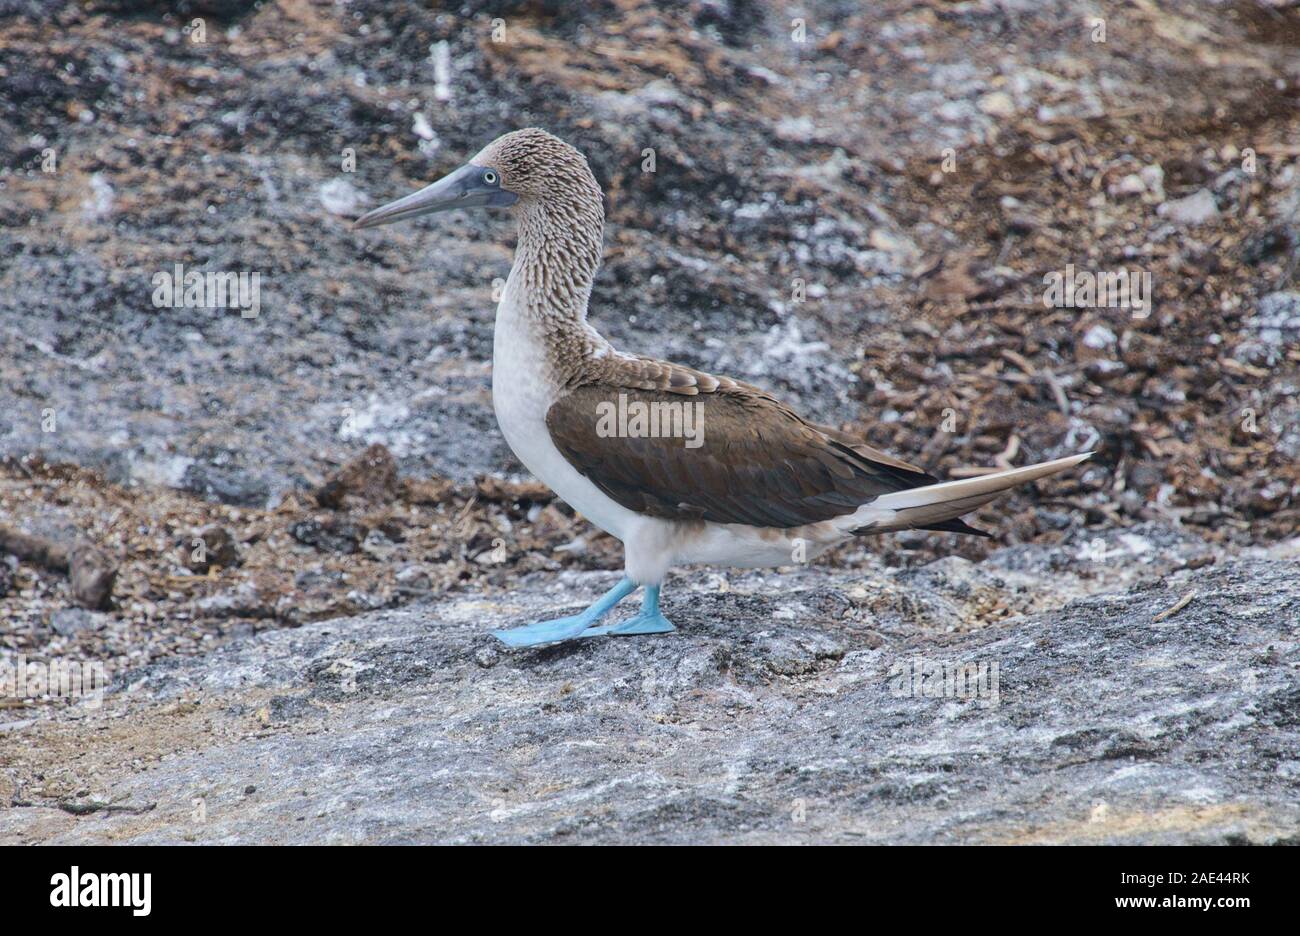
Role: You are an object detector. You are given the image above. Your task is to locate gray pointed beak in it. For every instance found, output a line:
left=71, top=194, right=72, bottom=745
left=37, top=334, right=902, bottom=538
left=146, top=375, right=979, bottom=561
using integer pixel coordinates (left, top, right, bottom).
left=352, top=164, right=517, bottom=230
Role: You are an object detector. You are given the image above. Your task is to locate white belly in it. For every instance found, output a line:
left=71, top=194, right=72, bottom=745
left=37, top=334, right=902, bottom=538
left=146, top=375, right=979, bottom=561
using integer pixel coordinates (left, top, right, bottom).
left=491, top=293, right=640, bottom=541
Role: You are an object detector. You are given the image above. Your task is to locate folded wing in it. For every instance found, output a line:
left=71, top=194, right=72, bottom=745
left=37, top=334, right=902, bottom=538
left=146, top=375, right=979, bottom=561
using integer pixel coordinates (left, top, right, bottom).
left=545, top=357, right=941, bottom=529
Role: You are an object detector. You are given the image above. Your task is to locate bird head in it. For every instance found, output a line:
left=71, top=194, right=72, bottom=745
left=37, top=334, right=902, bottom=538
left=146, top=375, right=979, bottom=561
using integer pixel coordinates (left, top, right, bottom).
left=352, top=128, right=598, bottom=230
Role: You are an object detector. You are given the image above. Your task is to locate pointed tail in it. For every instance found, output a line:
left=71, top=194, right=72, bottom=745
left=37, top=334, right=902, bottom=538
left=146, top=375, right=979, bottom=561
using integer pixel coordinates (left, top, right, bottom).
left=857, top=452, right=1092, bottom=534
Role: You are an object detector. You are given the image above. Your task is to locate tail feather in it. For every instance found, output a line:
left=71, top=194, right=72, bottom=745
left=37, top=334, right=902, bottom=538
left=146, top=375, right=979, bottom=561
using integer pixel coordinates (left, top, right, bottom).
left=855, top=452, right=1092, bottom=535
left=917, top=517, right=992, bottom=538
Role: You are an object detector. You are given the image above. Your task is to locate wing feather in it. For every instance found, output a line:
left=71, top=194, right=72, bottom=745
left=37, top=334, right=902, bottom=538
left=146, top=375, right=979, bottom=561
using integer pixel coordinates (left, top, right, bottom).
left=545, top=359, right=938, bottom=529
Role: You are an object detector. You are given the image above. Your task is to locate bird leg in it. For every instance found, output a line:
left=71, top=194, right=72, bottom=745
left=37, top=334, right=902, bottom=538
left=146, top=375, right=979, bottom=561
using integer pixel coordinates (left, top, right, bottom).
left=581, top=585, right=676, bottom=637
left=492, top=577, right=638, bottom=647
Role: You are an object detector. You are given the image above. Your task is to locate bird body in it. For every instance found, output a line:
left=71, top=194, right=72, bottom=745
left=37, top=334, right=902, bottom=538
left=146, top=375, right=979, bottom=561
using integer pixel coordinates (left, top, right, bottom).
left=354, top=128, right=1091, bottom=646
left=494, top=265, right=883, bottom=581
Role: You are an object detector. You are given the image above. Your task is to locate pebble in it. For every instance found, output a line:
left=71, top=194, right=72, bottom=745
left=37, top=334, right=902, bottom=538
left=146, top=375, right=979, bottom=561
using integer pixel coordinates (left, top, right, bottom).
left=1157, top=188, right=1219, bottom=226
left=977, top=91, right=1016, bottom=118
left=50, top=607, right=106, bottom=637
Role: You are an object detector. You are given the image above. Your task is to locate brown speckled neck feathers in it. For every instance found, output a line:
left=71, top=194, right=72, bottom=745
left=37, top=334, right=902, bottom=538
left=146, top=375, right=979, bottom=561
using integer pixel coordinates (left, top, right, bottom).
left=512, top=192, right=604, bottom=325
left=474, top=129, right=605, bottom=371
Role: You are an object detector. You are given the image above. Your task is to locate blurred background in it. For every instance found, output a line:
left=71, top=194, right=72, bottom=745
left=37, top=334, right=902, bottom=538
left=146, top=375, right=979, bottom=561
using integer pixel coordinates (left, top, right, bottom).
left=1, top=0, right=1297, bottom=669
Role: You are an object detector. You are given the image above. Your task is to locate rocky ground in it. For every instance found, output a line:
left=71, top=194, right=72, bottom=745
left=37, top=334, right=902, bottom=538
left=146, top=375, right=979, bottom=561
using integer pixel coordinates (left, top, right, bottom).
left=2, top=525, right=1297, bottom=845
left=1, top=0, right=1298, bottom=843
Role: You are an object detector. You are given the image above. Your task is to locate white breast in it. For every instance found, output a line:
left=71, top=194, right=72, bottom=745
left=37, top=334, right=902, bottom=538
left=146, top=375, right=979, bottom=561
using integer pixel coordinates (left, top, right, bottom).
left=491, top=287, right=640, bottom=541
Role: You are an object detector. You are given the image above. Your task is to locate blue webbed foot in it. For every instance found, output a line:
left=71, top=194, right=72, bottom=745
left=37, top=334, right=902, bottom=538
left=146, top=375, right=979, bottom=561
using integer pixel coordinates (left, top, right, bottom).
left=492, top=577, right=637, bottom=648
left=582, top=611, right=675, bottom=637
left=492, top=614, right=593, bottom=648
left=581, top=585, right=675, bottom=638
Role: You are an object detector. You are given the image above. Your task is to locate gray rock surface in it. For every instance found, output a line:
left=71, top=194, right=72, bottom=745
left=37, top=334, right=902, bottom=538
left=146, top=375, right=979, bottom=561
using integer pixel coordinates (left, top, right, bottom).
left=3, top=525, right=1296, bottom=844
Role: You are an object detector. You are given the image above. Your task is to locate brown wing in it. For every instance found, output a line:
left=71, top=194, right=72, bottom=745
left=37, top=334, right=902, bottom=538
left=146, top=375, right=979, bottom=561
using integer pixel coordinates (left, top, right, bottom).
left=811, top=423, right=929, bottom=475
left=545, top=357, right=939, bottom=529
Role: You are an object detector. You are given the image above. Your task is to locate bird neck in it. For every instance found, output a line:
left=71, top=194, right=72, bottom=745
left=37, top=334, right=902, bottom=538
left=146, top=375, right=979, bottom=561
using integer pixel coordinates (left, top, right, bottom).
left=507, top=194, right=605, bottom=339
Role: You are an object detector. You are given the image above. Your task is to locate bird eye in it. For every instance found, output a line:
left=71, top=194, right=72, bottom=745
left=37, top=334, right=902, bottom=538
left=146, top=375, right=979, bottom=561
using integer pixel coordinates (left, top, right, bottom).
left=483, top=170, right=498, bottom=185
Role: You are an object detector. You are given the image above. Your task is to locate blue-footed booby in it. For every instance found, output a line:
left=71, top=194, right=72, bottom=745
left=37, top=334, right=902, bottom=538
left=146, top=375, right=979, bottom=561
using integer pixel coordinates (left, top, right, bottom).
left=353, top=128, right=1091, bottom=647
